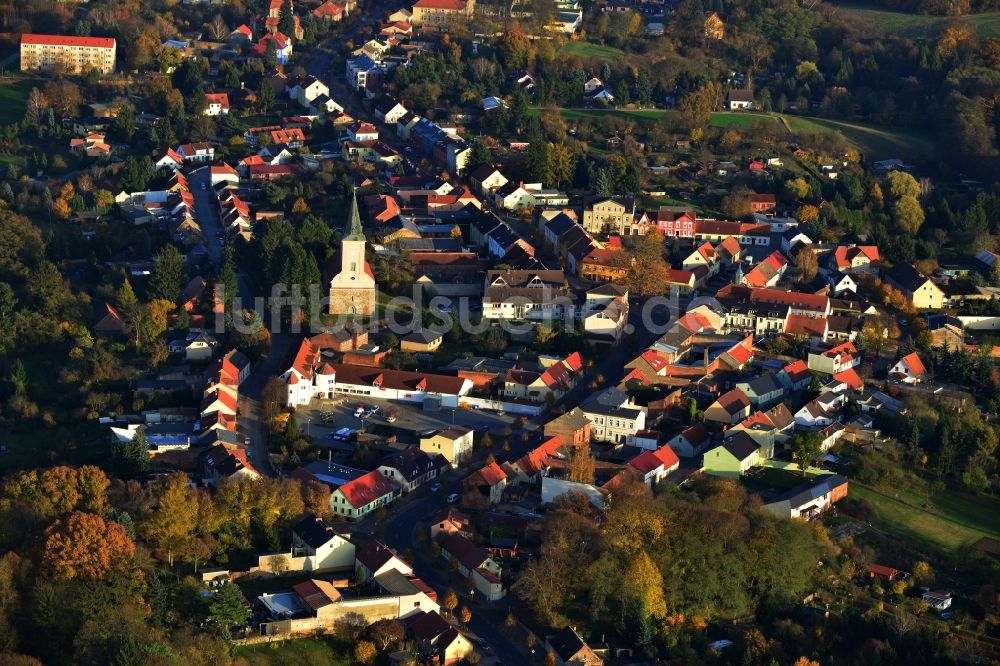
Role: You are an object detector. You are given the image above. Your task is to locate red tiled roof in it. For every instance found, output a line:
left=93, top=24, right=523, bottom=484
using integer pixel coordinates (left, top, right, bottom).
left=833, top=367, right=864, bottom=390
left=725, top=344, right=753, bottom=366
left=680, top=423, right=709, bottom=445
left=22, top=34, right=115, bottom=47
left=899, top=351, right=926, bottom=377
left=413, top=0, right=467, bottom=8
left=715, top=388, right=750, bottom=415
left=783, top=359, right=810, bottom=383
left=470, top=461, right=507, bottom=487
left=785, top=314, right=828, bottom=338
left=292, top=579, right=341, bottom=610
left=750, top=287, right=829, bottom=313
left=337, top=470, right=394, bottom=508
left=628, top=450, right=663, bottom=474
left=654, top=444, right=679, bottom=470
left=205, top=93, right=230, bottom=108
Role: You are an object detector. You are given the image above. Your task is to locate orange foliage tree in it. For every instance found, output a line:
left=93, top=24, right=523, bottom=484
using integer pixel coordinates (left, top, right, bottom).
left=43, top=512, right=135, bottom=581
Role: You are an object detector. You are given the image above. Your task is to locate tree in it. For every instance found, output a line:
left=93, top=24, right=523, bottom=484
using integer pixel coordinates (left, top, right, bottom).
left=794, top=246, right=818, bottom=282
left=893, top=195, right=925, bottom=235
left=459, top=605, right=472, bottom=623
left=783, top=178, right=809, bottom=201
left=567, top=444, right=596, bottom=484
left=792, top=432, right=823, bottom=474
left=367, top=619, right=404, bottom=650
left=442, top=589, right=458, bottom=615
left=112, top=427, right=151, bottom=478
left=150, top=245, right=185, bottom=303
left=279, top=0, right=296, bottom=41
left=257, top=80, right=275, bottom=112
left=796, top=204, right=820, bottom=224
left=912, top=560, right=934, bottom=585
left=143, top=472, right=197, bottom=566
left=43, top=512, right=135, bottom=581
left=354, top=641, right=377, bottom=665
left=208, top=582, right=250, bottom=628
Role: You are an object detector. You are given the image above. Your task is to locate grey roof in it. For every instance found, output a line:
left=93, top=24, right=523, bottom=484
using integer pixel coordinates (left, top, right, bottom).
left=548, top=626, right=589, bottom=662
left=379, top=447, right=443, bottom=482
left=344, top=190, right=365, bottom=241
left=765, top=474, right=847, bottom=512
left=886, top=263, right=929, bottom=292
left=721, top=431, right=760, bottom=461
left=543, top=213, right=577, bottom=238
left=292, top=514, right=339, bottom=549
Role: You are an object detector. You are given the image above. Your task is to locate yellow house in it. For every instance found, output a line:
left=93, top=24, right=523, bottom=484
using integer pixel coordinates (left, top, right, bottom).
left=581, top=196, right=633, bottom=235
left=885, top=263, right=946, bottom=310
left=704, top=12, right=725, bottom=39
left=410, top=0, right=475, bottom=28
left=420, top=427, right=474, bottom=467
left=401, top=329, right=443, bottom=353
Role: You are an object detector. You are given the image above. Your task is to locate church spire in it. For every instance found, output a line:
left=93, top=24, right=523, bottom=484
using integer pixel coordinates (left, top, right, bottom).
left=344, top=190, right=365, bottom=242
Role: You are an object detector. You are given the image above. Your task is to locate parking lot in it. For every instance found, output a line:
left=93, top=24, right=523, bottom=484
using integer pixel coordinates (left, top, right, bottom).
left=294, top=396, right=519, bottom=447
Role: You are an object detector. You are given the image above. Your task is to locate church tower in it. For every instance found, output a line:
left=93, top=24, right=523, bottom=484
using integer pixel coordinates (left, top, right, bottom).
left=328, top=192, right=377, bottom=316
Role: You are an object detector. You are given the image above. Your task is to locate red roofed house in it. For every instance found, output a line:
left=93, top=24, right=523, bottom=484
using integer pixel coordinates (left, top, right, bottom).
left=808, top=341, right=860, bottom=375
left=20, top=34, right=117, bottom=74
left=750, top=193, right=777, bottom=213
left=330, top=470, right=396, bottom=520
left=202, top=445, right=260, bottom=485
left=313, top=0, right=347, bottom=20
left=204, top=93, right=230, bottom=116
left=779, top=359, right=812, bottom=391
left=410, top=610, right=475, bottom=665
left=506, top=435, right=564, bottom=483
left=155, top=148, right=184, bottom=171
left=667, top=424, right=711, bottom=457
left=831, top=367, right=864, bottom=391
left=868, top=563, right=907, bottom=582
left=829, top=245, right=880, bottom=276
left=253, top=32, right=292, bottom=64
left=627, top=445, right=680, bottom=485
left=355, top=539, right=413, bottom=580
left=210, top=163, right=240, bottom=185
left=704, top=388, right=752, bottom=426
left=410, top=0, right=475, bottom=28
left=440, top=533, right=505, bottom=600
left=462, top=461, right=507, bottom=508
left=889, top=352, right=927, bottom=384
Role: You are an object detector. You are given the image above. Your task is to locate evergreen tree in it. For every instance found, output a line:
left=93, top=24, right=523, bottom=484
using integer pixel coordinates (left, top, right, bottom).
left=149, top=245, right=185, bottom=303
left=117, top=279, right=138, bottom=309
left=113, top=427, right=151, bottom=478
left=208, top=583, right=250, bottom=628
left=121, top=156, right=146, bottom=193
left=592, top=168, right=613, bottom=196
left=279, top=0, right=296, bottom=39
left=257, top=81, right=275, bottom=112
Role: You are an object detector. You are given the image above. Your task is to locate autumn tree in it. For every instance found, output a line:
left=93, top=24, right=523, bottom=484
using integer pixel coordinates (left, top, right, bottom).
left=354, top=641, right=377, bottom=665
left=44, top=512, right=136, bottom=581
left=567, top=444, right=596, bottom=484
left=142, top=472, right=197, bottom=566
left=442, top=589, right=458, bottom=615
left=912, top=560, right=934, bottom=585
left=794, top=246, right=818, bottom=282
left=625, top=230, right=671, bottom=298
left=367, top=619, right=404, bottom=650
left=459, top=605, right=472, bottom=623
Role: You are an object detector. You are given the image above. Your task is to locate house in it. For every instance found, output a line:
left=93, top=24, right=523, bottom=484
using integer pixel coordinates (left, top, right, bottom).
left=885, top=264, right=946, bottom=310
left=543, top=408, right=592, bottom=447
left=794, top=391, right=848, bottom=428
left=627, top=445, right=679, bottom=486
left=375, top=98, right=407, bottom=126
left=581, top=196, right=634, bottom=235
left=377, top=448, right=444, bottom=494
left=546, top=626, right=604, bottom=666
left=780, top=359, right=812, bottom=391
left=750, top=193, right=777, bottom=213
left=494, top=181, right=535, bottom=210
left=829, top=245, right=880, bottom=276
left=409, top=610, right=475, bottom=665
left=889, top=352, right=927, bottom=384
left=313, top=0, right=347, bottom=21
left=727, top=89, right=754, bottom=110
left=204, top=93, right=230, bottom=116
left=330, top=470, right=396, bottom=520
left=807, top=341, right=859, bottom=375
left=400, top=329, right=443, bottom=353
left=704, top=388, right=752, bottom=426
left=289, top=514, right=356, bottom=571
left=868, top=563, right=907, bottom=582
left=922, top=591, right=953, bottom=612
left=176, top=142, right=215, bottom=163
left=668, top=423, right=711, bottom=457
left=763, top=474, right=848, bottom=520
left=410, top=0, right=475, bottom=29
left=419, top=427, right=474, bottom=467
left=253, top=32, right=292, bottom=64
left=735, top=373, right=787, bottom=410
left=580, top=387, right=647, bottom=445
left=93, top=303, right=126, bottom=337
left=429, top=507, right=471, bottom=540
left=69, top=132, right=111, bottom=158
left=470, top=164, right=508, bottom=195
left=439, top=533, right=504, bottom=600
left=462, top=461, right=507, bottom=507
left=202, top=445, right=260, bottom=485
left=355, top=539, right=413, bottom=581
left=702, top=431, right=768, bottom=477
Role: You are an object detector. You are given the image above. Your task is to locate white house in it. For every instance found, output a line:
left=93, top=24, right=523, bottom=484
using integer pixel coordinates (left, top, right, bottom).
left=330, top=470, right=396, bottom=520
left=580, top=388, right=647, bottom=445
left=627, top=445, right=679, bottom=486
left=888, top=352, right=927, bottom=384
left=204, top=93, right=230, bottom=116
left=355, top=540, right=413, bottom=581
left=794, top=391, right=848, bottom=428
left=922, top=590, right=953, bottom=611
left=583, top=77, right=604, bottom=94
left=177, top=142, right=215, bottom=163
left=376, top=99, right=408, bottom=126
left=291, top=76, right=329, bottom=108
left=668, top=424, right=711, bottom=457
left=289, top=514, right=357, bottom=571
left=494, top=182, right=534, bottom=210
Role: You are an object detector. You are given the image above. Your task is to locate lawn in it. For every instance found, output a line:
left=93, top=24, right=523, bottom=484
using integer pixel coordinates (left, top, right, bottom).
left=832, top=1, right=1000, bottom=38
left=709, top=112, right=781, bottom=130
left=557, top=40, right=626, bottom=61
left=234, top=636, right=352, bottom=666
left=527, top=107, right=672, bottom=123
left=780, top=114, right=937, bottom=162
left=0, top=78, right=36, bottom=126
left=849, top=483, right=1000, bottom=553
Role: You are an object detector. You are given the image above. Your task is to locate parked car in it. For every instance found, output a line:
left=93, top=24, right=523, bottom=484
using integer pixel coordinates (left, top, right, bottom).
left=429, top=482, right=442, bottom=492
left=446, top=492, right=460, bottom=503
left=386, top=415, right=397, bottom=423
left=354, top=407, right=365, bottom=417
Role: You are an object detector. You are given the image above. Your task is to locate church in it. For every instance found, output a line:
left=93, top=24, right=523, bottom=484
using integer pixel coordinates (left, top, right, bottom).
left=328, top=193, right=377, bottom=316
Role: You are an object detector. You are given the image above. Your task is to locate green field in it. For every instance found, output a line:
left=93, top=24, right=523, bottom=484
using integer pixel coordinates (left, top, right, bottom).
left=558, top=40, right=627, bottom=61
left=832, top=1, right=1000, bottom=38
left=849, top=483, right=1000, bottom=553
left=235, top=637, right=352, bottom=666
left=0, top=78, right=36, bottom=126
left=709, top=112, right=781, bottom=130
left=780, top=114, right=936, bottom=162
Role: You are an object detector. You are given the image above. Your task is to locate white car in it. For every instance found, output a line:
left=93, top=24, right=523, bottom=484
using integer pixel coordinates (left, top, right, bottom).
left=446, top=492, right=460, bottom=503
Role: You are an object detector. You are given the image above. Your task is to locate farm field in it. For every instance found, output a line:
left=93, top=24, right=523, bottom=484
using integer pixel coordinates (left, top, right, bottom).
left=849, top=483, right=1000, bottom=553
left=0, top=78, right=36, bottom=126
left=780, top=114, right=936, bottom=162
left=709, top=112, right=782, bottom=130
left=832, top=1, right=1000, bottom=38
left=557, top=40, right=627, bottom=61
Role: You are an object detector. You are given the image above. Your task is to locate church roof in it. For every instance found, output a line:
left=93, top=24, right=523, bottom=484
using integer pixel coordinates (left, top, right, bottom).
left=344, top=190, right=366, bottom=242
